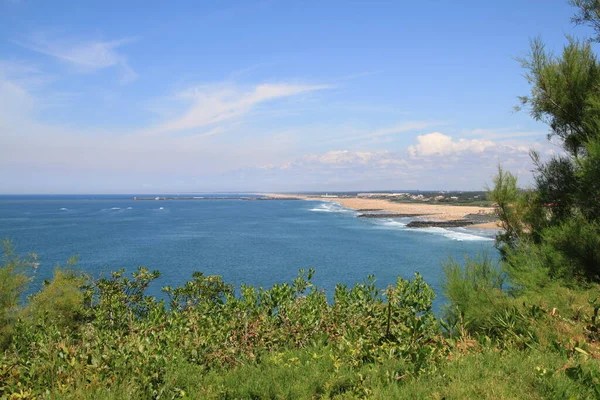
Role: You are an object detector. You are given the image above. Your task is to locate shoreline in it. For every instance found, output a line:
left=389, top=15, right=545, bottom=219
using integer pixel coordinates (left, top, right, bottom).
left=265, top=193, right=500, bottom=230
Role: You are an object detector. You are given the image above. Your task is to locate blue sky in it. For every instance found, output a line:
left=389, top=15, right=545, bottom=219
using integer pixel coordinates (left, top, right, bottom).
left=0, top=0, right=588, bottom=193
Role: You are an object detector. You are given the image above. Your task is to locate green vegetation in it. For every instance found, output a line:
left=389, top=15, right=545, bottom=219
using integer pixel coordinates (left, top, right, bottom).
left=1, top=246, right=599, bottom=399
left=0, top=265, right=447, bottom=398
left=3, top=1, right=600, bottom=399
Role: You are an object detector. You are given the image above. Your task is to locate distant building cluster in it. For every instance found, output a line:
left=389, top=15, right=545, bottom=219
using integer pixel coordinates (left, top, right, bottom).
left=355, top=192, right=472, bottom=202
left=357, top=192, right=436, bottom=201
left=311, top=191, right=487, bottom=204
left=357, top=193, right=408, bottom=198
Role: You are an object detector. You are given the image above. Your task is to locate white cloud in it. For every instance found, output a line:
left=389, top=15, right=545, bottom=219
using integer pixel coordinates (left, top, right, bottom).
left=15, top=34, right=138, bottom=83
left=407, top=132, right=497, bottom=157
left=143, top=83, right=329, bottom=136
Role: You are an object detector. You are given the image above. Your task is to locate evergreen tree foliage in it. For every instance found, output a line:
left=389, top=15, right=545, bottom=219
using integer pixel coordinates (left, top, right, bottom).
left=0, top=241, right=34, bottom=349
left=490, top=0, right=600, bottom=282
left=518, top=37, right=600, bottom=156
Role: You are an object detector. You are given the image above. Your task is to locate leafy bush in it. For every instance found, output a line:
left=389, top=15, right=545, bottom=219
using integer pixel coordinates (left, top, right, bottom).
left=0, top=252, right=447, bottom=399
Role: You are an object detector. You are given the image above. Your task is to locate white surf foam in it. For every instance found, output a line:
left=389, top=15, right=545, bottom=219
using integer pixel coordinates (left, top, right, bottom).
left=59, top=207, right=68, bottom=211
left=110, top=207, right=121, bottom=210
left=126, top=207, right=132, bottom=210
left=309, top=202, right=355, bottom=214
left=159, top=207, right=164, bottom=210
left=373, top=219, right=493, bottom=241
left=378, top=219, right=408, bottom=228
left=412, top=227, right=493, bottom=241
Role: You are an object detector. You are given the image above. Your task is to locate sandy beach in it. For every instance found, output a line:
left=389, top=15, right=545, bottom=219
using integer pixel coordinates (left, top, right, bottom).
left=266, top=194, right=500, bottom=229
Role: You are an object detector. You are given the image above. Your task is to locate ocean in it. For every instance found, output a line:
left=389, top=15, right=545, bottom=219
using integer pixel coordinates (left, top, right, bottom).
left=0, top=194, right=498, bottom=309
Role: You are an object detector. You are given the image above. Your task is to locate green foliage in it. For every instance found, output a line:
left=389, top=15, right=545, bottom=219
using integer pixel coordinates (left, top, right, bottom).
left=501, top=242, right=554, bottom=290
left=24, top=268, right=86, bottom=332
left=541, top=215, right=600, bottom=281
left=1, top=231, right=598, bottom=400
left=518, top=36, right=600, bottom=156
left=84, top=267, right=164, bottom=333
left=575, top=136, right=600, bottom=220
left=495, top=0, right=600, bottom=286
left=571, top=0, right=600, bottom=42
left=163, top=271, right=233, bottom=312
left=0, top=253, right=447, bottom=399
left=531, top=152, right=578, bottom=223
left=492, top=145, right=600, bottom=289
left=0, top=240, right=36, bottom=350
left=486, top=166, right=528, bottom=253
left=443, top=256, right=510, bottom=337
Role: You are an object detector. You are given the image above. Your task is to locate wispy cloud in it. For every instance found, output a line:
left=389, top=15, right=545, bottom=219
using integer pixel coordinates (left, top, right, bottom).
left=322, top=121, right=446, bottom=145
left=466, top=127, right=546, bottom=141
left=0, top=59, right=60, bottom=94
left=142, top=82, right=330, bottom=136
left=0, top=61, right=41, bottom=124
left=14, top=33, right=138, bottom=83
left=0, top=74, right=317, bottom=190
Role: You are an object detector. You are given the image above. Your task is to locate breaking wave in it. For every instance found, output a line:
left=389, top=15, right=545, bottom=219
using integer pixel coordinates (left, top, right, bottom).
left=373, top=219, right=494, bottom=241
left=309, top=202, right=355, bottom=214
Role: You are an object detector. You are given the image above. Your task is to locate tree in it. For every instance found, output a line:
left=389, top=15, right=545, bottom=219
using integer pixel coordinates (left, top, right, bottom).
left=492, top=0, right=600, bottom=282
left=518, top=37, right=600, bottom=157
left=486, top=166, right=524, bottom=253
left=571, top=0, right=600, bottom=42
left=0, top=241, right=35, bottom=349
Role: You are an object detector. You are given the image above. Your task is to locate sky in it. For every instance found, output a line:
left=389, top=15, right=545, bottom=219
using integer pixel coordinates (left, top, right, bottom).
left=0, top=0, right=591, bottom=193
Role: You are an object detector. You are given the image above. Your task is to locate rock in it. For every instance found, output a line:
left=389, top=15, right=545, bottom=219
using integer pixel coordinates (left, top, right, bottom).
left=406, top=220, right=475, bottom=228
left=357, top=213, right=425, bottom=218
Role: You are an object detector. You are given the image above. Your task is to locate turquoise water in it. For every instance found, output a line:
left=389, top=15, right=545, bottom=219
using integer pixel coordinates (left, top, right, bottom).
left=0, top=195, right=497, bottom=309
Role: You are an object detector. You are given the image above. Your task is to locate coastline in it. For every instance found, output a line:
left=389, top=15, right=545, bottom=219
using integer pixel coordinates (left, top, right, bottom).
left=265, top=193, right=500, bottom=230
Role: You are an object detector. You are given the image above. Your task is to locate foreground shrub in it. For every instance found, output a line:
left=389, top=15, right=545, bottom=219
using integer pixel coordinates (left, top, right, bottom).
left=23, top=268, right=87, bottom=332
left=0, top=259, right=445, bottom=398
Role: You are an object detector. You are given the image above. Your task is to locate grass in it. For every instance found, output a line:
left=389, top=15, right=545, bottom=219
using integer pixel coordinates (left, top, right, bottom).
left=57, top=344, right=599, bottom=399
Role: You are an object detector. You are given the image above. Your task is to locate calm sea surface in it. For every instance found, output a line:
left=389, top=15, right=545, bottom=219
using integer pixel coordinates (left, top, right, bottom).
left=0, top=195, right=498, bottom=309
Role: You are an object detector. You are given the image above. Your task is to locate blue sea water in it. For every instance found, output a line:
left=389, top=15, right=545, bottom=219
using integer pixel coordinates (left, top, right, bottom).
left=0, top=194, right=498, bottom=309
